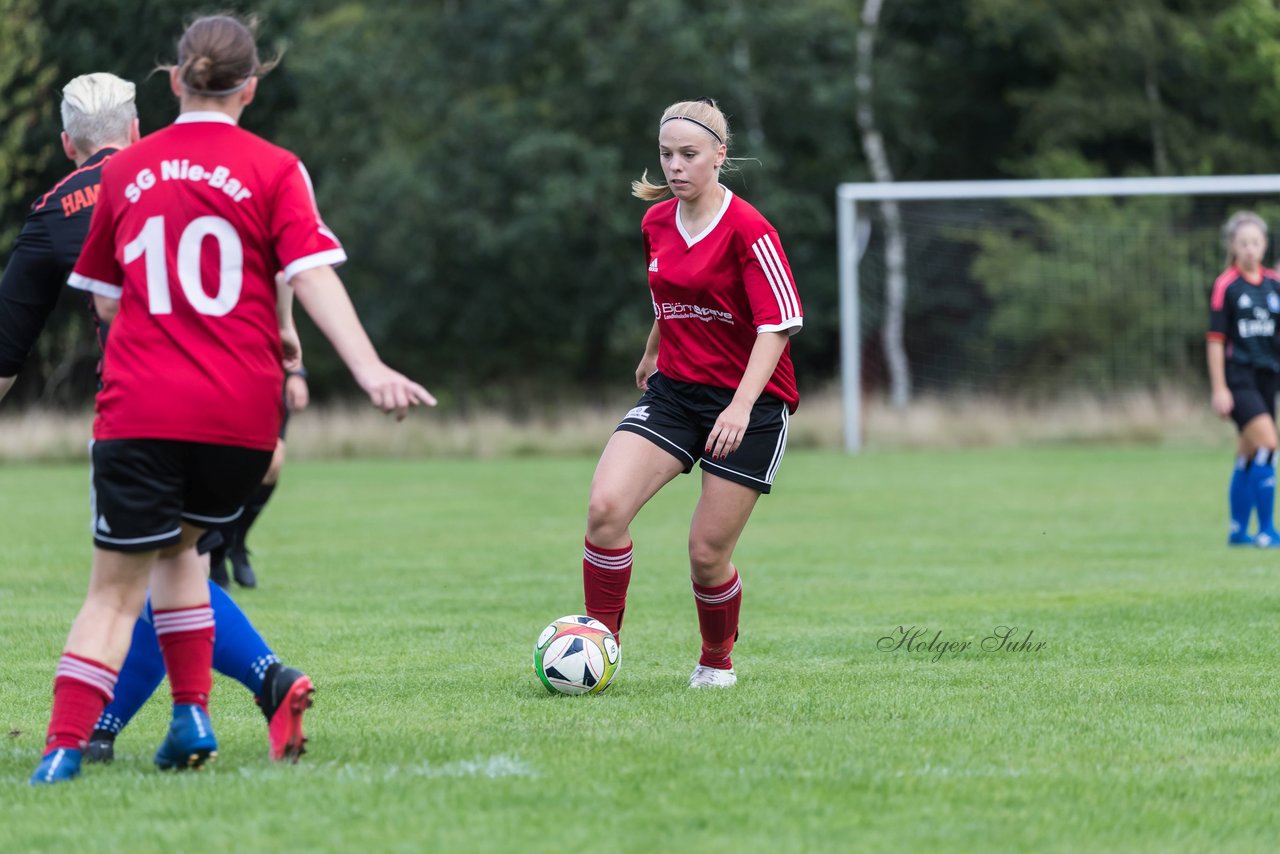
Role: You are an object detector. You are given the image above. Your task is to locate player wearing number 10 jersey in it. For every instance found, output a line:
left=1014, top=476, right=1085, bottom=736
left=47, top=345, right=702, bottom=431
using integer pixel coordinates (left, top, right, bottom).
left=69, top=111, right=340, bottom=450
left=32, top=14, right=434, bottom=785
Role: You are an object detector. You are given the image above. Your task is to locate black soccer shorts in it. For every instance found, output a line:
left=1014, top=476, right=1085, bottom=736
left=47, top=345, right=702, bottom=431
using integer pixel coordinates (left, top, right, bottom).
left=614, top=371, right=790, bottom=494
left=1226, top=362, right=1280, bottom=431
left=90, top=439, right=273, bottom=553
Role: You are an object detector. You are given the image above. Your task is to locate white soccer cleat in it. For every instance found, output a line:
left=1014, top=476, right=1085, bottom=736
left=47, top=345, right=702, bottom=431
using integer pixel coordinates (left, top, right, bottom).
left=688, top=665, right=737, bottom=688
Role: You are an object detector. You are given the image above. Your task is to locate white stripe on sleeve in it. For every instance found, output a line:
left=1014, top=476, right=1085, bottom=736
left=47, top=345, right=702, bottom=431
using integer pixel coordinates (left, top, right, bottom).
left=755, top=234, right=801, bottom=319
left=67, top=272, right=122, bottom=299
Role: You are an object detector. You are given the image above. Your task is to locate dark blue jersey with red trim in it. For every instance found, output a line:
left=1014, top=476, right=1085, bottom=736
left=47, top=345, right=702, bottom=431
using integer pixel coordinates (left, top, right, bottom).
left=0, top=147, right=117, bottom=376
left=1207, top=265, right=1280, bottom=371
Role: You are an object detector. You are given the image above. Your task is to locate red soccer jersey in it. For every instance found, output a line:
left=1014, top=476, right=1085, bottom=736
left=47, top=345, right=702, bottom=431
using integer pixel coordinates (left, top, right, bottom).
left=69, top=113, right=346, bottom=450
left=643, top=188, right=803, bottom=410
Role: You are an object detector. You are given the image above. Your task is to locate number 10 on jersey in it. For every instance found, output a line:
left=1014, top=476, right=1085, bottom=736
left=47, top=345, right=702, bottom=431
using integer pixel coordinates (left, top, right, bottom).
left=124, top=215, right=244, bottom=316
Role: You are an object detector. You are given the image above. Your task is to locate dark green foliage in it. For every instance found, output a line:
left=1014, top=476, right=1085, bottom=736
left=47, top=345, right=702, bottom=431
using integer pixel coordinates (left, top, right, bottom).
left=4, top=1, right=1280, bottom=405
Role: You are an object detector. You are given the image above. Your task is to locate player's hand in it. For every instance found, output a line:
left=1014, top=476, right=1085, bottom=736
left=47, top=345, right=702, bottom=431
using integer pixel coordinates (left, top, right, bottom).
left=706, top=400, right=753, bottom=461
left=1211, top=387, right=1234, bottom=419
left=285, top=373, right=310, bottom=412
left=354, top=362, right=436, bottom=420
left=635, top=356, right=658, bottom=390
left=280, top=326, right=303, bottom=373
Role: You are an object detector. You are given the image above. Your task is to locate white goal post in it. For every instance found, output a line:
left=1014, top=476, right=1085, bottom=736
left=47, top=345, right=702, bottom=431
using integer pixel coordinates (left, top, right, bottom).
left=836, top=174, right=1280, bottom=452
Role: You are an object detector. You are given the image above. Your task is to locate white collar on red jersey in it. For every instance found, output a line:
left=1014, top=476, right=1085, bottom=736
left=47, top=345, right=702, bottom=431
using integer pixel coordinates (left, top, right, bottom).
left=174, top=111, right=238, bottom=126
left=676, top=186, right=733, bottom=248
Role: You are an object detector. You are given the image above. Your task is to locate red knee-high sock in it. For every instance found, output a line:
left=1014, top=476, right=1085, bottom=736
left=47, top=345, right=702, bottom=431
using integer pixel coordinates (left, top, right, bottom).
left=46, top=653, right=118, bottom=752
left=583, top=538, right=633, bottom=638
left=693, top=570, right=742, bottom=669
left=153, top=606, right=215, bottom=709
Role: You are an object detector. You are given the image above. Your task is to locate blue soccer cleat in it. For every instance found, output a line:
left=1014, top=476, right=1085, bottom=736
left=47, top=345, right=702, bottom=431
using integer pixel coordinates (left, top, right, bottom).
left=154, top=704, right=218, bottom=771
left=30, top=747, right=82, bottom=785
left=1228, top=531, right=1256, bottom=547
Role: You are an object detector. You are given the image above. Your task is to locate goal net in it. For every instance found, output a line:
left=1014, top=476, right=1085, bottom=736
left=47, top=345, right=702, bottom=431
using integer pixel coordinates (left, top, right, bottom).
left=837, top=176, right=1280, bottom=450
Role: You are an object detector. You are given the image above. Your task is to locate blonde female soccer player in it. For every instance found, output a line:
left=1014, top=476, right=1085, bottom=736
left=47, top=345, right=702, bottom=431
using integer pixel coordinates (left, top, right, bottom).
left=580, top=98, right=802, bottom=688
left=1207, top=210, right=1280, bottom=547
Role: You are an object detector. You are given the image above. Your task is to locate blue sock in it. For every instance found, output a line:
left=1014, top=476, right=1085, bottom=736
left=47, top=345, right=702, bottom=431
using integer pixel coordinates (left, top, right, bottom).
left=209, top=580, right=278, bottom=696
left=94, top=600, right=165, bottom=735
left=1230, top=455, right=1254, bottom=536
left=1250, top=449, right=1277, bottom=536
left=93, top=581, right=280, bottom=736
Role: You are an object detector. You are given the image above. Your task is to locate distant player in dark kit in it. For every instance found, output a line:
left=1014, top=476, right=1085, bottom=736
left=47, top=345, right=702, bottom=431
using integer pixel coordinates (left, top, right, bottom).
left=30, top=15, right=434, bottom=785
left=579, top=98, right=802, bottom=689
left=1207, top=210, right=1280, bottom=547
left=0, top=71, right=316, bottom=770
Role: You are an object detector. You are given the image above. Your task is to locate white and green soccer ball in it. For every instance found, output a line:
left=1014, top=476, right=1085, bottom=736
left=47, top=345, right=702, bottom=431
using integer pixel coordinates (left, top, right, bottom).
left=533, top=615, right=621, bottom=695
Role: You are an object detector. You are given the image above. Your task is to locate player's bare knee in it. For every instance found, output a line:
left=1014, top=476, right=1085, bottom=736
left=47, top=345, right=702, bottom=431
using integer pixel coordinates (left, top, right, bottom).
left=687, top=540, right=730, bottom=583
left=586, top=492, right=630, bottom=544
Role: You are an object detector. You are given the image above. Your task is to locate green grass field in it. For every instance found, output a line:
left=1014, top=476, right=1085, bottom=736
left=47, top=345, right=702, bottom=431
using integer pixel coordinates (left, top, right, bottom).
left=3, top=447, right=1279, bottom=852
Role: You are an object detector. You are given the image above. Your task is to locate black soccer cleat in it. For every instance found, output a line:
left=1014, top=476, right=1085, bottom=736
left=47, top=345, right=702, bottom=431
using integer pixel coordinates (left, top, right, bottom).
left=208, top=550, right=231, bottom=589
left=258, top=663, right=314, bottom=762
left=208, top=555, right=231, bottom=588
left=229, top=546, right=257, bottom=588
left=85, top=729, right=116, bottom=764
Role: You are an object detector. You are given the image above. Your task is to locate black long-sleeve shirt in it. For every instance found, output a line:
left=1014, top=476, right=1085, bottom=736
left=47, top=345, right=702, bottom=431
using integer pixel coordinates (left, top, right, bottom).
left=0, top=148, right=118, bottom=376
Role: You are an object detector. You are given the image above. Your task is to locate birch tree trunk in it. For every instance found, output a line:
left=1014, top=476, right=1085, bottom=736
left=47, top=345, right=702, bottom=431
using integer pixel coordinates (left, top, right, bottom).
left=855, top=0, right=911, bottom=407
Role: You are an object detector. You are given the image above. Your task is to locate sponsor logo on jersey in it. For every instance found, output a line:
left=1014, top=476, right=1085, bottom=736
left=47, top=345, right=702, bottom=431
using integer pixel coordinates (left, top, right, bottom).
left=624, top=405, right=651, bottom=422
left=1239, top=307, right=1275, bottom=338
left=1267, top=292, right=1279, bottom=313
left=1239, top=294, right=1254, bottom=310
left=657, top=301, right=734, bottom=324
left=648, top=257, right=659, bottom=272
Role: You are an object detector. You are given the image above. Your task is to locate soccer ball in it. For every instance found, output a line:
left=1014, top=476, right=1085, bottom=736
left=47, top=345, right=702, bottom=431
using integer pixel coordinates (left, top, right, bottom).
left=533, top=615, right=621, bottom=695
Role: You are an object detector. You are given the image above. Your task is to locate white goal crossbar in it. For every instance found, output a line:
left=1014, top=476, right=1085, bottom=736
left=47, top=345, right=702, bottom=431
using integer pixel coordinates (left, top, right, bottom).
left=836, top=174, right=1280, bottom=452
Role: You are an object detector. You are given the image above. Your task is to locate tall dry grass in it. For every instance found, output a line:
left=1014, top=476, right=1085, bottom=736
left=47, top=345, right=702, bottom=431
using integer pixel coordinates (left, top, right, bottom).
left=0, top=387, right=1230, bottom=464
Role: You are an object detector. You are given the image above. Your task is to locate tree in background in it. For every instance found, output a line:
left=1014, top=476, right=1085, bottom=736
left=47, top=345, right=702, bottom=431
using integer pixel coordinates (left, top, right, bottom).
left=274, top=0, right=861, bottom=408
left=0, top=0, right=55, bottom=249
left=8, top=0, right=1280, bottom=408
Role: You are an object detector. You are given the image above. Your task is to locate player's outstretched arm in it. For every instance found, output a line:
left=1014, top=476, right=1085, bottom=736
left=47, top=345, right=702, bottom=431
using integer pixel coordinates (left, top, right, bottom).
left=289, top=265, right=436, bottom=419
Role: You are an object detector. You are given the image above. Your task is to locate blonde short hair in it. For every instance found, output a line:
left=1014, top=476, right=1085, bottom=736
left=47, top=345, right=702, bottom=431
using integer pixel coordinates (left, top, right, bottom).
left=60, top=73, right=137, bottom=153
